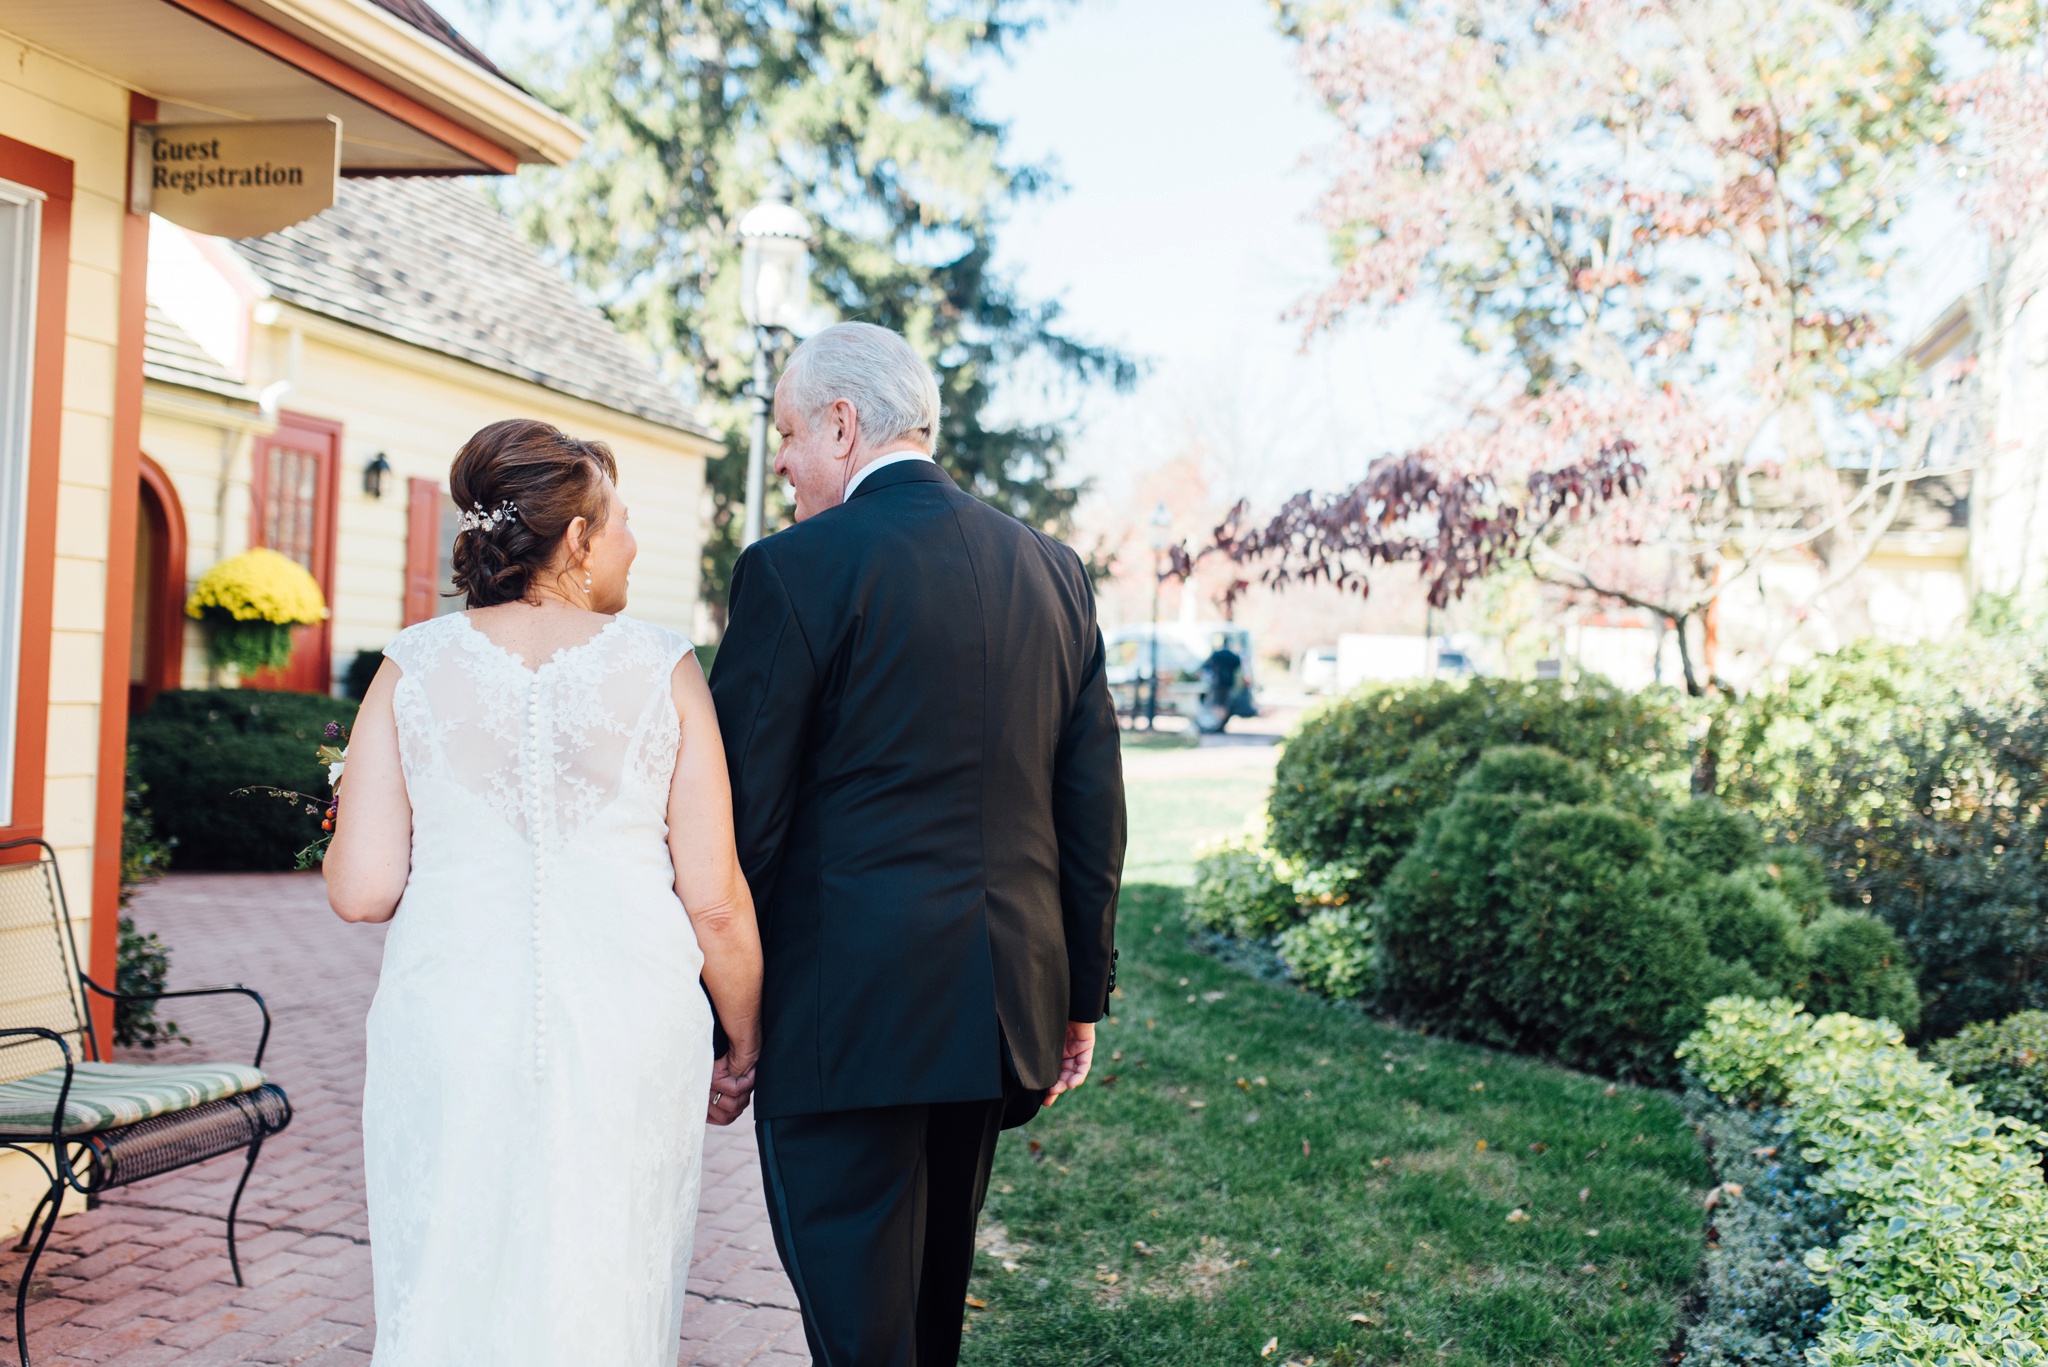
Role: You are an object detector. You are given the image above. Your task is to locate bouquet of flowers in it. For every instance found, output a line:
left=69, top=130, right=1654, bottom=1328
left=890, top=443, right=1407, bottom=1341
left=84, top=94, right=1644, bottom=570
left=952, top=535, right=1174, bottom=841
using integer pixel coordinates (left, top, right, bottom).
left=234, top=720, right=347, bottom=869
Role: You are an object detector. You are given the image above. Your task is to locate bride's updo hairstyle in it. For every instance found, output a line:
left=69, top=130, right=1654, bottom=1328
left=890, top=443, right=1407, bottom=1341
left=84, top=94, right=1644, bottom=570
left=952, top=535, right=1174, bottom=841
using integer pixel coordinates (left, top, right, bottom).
left=448, top=418, right=619, bottom=608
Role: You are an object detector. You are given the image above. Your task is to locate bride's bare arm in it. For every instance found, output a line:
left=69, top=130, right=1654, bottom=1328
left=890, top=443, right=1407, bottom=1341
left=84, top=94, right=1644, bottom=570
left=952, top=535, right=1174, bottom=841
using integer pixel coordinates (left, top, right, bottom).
left=668, top=655, right=764, bottom=1085
left=325, top=661, right=412, bottom=924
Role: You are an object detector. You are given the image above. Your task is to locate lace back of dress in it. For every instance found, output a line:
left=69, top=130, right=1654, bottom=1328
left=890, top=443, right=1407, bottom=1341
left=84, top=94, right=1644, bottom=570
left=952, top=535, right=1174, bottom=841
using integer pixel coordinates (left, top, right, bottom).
left=388, top=615, right=687, bottom=847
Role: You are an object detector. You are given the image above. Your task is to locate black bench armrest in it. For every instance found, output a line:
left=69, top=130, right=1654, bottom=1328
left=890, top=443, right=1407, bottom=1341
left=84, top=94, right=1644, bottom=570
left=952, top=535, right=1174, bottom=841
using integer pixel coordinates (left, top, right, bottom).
left=0, top=1028, right=75, bottom=1141
left=78, top=977, right=273, bottom=1069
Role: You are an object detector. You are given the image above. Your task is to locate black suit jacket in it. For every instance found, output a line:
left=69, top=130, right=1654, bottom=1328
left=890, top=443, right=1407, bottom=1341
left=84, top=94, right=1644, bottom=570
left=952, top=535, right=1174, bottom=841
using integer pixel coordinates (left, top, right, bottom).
left=710, top=460, right=1125, bottom=1120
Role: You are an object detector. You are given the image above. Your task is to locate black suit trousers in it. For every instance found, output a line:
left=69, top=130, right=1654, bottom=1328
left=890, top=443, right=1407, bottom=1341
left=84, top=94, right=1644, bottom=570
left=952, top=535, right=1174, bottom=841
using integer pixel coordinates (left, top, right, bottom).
left=757, top=1098, right=1005, bottom=1367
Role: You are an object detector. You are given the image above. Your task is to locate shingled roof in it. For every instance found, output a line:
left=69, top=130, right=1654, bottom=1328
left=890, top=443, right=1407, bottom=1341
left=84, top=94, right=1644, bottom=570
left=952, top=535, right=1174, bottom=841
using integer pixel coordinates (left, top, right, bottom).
left=145, top=304, right=258, bottom=404
left=230, top=179, right=708, bottom=437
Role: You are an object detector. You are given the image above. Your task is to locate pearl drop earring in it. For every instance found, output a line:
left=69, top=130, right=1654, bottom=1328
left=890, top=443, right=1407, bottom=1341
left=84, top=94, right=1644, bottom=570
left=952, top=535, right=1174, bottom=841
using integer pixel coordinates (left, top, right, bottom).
left=583, top=570, right=593, bottom=595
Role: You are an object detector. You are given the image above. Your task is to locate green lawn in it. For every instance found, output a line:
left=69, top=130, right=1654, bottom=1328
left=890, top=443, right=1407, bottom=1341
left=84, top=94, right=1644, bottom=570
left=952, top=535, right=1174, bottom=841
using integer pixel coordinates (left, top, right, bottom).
left=1121, top=770, right=1274, bottom=887
left=962, top=743, right=1708, bottom=1366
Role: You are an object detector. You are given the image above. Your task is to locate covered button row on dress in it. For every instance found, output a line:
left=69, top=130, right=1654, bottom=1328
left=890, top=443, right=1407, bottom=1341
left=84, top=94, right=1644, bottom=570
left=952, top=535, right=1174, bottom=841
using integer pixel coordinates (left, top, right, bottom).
left=527, top=673, right=550, bottom=1081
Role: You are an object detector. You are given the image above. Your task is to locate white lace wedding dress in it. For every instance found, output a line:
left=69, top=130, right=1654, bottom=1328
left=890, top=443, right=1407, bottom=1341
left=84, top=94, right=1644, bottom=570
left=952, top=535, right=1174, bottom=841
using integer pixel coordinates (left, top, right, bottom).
left=362, top=611, right=713, bottom=1366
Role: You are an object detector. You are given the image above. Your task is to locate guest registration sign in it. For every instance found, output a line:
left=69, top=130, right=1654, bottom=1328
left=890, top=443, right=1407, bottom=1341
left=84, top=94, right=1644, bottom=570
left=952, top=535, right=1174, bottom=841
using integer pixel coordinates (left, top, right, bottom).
left=128, top=118, right=341, bottom=237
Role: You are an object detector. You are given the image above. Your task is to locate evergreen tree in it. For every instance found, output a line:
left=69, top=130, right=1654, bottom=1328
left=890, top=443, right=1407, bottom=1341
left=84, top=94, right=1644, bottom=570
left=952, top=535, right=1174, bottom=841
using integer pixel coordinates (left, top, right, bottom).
left=503, top=0, right=1135, bottom=625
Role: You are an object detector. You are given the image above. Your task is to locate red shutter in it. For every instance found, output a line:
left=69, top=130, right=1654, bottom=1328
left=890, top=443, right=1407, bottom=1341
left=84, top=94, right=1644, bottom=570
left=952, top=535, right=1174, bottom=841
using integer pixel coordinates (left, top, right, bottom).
left=404, top=478, right=440, bottom=626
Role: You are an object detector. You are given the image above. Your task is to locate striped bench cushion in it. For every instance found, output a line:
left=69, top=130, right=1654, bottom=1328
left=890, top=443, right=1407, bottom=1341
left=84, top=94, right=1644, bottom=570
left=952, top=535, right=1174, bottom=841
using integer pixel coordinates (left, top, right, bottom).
left=0, top=1062, right=267, bottom=1135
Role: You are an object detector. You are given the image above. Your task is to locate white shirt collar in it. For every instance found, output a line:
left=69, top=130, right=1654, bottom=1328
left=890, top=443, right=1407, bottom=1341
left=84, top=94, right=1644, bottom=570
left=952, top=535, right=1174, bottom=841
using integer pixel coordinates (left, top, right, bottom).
left=843, top=450, right=937, bottom=501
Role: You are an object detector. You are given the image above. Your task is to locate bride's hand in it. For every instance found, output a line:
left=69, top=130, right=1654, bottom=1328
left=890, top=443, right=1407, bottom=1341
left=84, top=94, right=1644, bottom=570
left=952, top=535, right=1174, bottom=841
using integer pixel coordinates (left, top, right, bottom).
left=706, top=1053, right=758, bottom=1126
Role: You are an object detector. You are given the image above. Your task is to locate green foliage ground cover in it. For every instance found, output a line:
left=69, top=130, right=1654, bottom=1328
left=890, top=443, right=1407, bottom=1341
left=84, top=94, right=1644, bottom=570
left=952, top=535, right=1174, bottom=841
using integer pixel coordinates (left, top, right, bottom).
left=964, top=884, right=1709, bottom=1367
left=1683, top=999, right=2048, bottom=1366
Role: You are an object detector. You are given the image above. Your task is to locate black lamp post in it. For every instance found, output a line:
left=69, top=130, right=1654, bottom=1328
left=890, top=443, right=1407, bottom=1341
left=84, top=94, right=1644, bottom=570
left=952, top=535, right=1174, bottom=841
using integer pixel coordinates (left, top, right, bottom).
left=738, top=185, right=813, bottom=547
left=1146, top=501, right=1172, bottom=731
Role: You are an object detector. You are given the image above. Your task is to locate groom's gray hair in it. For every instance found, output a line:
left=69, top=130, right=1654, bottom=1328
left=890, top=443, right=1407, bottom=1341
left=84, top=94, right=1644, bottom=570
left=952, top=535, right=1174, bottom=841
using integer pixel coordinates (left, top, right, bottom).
left=780, top=322, right=942, bottom=454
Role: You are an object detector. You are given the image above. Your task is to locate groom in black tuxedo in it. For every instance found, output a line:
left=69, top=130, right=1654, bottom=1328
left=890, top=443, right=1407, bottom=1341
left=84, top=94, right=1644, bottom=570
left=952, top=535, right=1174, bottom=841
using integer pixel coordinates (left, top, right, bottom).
left=709, top=322, right=1125, bottom=1366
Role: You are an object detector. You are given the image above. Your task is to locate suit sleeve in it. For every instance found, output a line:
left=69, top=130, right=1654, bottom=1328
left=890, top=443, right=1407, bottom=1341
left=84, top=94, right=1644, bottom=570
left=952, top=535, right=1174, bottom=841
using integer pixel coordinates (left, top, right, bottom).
left=708, top=546, right=817, bottom=919
left=1052, top=573, right=1126, bottom=1022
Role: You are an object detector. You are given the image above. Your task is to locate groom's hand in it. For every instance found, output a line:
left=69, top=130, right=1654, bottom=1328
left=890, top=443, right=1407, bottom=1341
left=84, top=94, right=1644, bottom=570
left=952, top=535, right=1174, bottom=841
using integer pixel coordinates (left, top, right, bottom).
left=1043, top=1021, right=1095, bottom=1106
left=707, top=1053, right=758, bottom=1126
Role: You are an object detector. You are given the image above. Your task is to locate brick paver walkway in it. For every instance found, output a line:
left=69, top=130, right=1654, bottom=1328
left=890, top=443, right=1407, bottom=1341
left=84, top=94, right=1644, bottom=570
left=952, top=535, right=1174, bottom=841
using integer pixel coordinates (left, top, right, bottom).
left=0, top=873, right=806, bottom=1366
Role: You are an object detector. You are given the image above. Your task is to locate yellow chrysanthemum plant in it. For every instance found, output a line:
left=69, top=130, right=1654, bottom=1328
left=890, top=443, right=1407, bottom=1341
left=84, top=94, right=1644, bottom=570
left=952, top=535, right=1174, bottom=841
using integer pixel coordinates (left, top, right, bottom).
left=184, top=548, right=329, bottom=675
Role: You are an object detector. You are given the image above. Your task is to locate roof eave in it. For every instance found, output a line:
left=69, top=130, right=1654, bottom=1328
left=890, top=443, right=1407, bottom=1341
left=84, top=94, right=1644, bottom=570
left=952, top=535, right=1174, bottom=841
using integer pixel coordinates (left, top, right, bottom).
left=212, top=0, right=585, bottom=167
left=265, top=301, right=721, bottom=446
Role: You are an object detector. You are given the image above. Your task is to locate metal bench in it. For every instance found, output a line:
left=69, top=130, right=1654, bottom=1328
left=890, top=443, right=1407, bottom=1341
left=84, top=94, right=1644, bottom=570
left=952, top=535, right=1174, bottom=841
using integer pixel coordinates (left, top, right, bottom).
left=0, top=839, right=292, bottom=1367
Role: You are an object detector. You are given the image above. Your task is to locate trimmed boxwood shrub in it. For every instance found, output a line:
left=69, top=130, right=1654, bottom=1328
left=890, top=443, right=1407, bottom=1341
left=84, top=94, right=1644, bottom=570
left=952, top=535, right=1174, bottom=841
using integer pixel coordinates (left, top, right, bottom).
left=1268, top=677, right=1683, bottom=887
left=129, top=689, right=357, bottom=871
left=1375, top=747, right=1920, bottom=1081
left=1496, top=803, right=1712, bottom=1079
left=1926, top=1009, right=2048, bottom=1129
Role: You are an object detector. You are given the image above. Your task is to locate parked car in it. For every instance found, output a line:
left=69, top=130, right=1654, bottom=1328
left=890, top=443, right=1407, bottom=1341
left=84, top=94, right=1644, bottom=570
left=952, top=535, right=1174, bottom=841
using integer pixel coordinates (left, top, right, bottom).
left=1106, top=623, right=1258, bottom=732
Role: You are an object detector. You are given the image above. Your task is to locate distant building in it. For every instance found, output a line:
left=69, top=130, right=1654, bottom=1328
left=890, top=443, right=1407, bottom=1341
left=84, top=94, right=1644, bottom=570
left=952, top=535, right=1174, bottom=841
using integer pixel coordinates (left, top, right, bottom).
left=139, top=179, right=720, bottom=705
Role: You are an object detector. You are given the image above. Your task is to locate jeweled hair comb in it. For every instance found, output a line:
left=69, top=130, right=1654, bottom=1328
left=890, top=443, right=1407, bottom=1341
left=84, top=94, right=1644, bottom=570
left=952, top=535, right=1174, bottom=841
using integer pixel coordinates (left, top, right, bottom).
left=456, top=500, right=519, bottom=534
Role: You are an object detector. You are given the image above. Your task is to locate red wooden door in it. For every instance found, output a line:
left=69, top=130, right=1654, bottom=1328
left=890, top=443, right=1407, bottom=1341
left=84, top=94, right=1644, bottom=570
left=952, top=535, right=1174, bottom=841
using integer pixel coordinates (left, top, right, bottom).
left=245, top=412, right=340, bottom=694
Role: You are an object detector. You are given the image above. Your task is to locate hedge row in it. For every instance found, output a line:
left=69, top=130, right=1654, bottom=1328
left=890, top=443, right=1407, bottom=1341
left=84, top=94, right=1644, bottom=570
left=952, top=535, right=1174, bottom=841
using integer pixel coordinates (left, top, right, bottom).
left=1193, top=737, right=1919, bottom=1082
left=129, top=689, right=356, bottom=871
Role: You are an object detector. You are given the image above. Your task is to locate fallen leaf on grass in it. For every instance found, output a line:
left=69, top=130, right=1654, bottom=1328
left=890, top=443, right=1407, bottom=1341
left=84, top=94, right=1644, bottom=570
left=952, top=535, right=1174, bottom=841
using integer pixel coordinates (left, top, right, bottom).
left=965, top=1297, right=987, bottom=1310
left=1202, top=990, right=1227, bottom=1003
left=1349, top=1313, right=1379, bottom=1327
left=1505, top=1209, right=1529, bottom=1223
left=1132, top=1240, right=1157, bottom=1256
left=1475, top=1139, right=1487, bottom=1152
left=1578, top=1187, right=1589, bottom=1203
left=1579, top=1263, right=1598, bottom=1274
left=1261, top=1337, right=1280, bottom=1358
left=1187, top=1099, right=1207, bottom=1110
left=1302, top=1138, right=1311, bottom=1156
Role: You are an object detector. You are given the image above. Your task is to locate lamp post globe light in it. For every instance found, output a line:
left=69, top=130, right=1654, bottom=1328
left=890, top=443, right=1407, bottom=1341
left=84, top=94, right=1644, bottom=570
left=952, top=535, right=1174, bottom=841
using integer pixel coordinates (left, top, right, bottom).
left=1146, top=501, right=1172, bottom=731
left=737, top=185, right=813, bottom=547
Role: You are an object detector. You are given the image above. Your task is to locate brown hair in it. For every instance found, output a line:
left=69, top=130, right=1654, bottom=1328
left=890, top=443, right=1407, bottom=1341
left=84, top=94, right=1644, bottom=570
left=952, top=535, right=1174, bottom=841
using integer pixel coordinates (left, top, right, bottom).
left=448, top=419, right=619, bottom=608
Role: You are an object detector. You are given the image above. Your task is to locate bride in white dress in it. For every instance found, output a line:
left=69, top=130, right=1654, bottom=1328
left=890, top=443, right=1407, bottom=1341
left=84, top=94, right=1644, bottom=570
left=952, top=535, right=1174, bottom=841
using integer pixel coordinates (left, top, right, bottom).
left=322, top=418, right=763, bottom=1366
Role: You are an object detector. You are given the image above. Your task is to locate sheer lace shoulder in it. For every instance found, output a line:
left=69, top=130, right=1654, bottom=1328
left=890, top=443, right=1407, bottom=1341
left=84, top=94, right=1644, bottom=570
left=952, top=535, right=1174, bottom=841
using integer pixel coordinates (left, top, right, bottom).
left=385, top=613, right=695, bottom=846
left=381, top=611, right=467, bottom=678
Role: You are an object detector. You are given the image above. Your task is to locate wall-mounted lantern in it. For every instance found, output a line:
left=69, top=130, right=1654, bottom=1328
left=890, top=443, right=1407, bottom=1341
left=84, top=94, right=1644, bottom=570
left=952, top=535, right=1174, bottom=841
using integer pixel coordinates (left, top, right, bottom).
left=363, top=452, right=392, bottom=499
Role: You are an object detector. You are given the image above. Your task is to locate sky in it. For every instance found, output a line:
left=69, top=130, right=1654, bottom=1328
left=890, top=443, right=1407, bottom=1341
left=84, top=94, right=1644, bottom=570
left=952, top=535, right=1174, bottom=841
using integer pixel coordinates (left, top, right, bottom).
left=440, top=0, right=1475, bottom=516
left=962, top=0, right=1470, bottom=510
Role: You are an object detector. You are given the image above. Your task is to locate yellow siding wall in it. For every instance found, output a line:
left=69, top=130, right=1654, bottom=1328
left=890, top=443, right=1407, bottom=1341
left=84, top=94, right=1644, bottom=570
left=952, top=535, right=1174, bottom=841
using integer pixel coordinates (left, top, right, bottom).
left=0, top=29, right=132, bottom=1235
left=145, top=309, right=715, bottom=686
left=138, top=391, right=264, bottom=685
